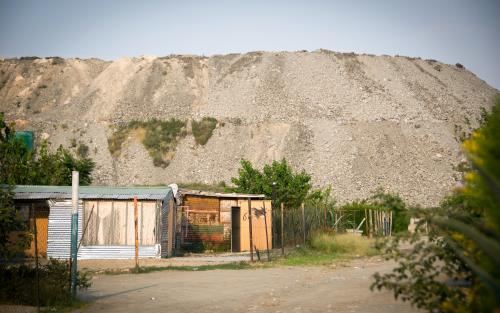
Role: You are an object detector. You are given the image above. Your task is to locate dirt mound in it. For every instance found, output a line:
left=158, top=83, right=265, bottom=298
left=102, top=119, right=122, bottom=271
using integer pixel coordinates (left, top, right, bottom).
left=0, top=51, right=497, bottom=206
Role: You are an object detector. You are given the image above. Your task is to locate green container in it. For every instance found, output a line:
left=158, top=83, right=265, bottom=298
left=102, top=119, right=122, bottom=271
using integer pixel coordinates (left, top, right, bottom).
left=14, top=131, right=34, bottom=151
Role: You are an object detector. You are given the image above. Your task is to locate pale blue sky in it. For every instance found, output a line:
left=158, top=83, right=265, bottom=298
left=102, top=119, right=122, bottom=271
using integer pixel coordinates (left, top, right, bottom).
left=1, top=0, right=499, bottom=88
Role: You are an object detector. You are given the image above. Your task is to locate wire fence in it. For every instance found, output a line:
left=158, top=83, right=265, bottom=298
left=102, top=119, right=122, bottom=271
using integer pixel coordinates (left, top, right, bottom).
left=272, top=203, right=393, bottom=248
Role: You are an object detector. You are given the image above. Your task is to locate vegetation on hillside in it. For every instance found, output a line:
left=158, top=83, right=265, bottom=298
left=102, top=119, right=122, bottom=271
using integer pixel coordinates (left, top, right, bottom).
left=372, top=96, right=500, bottom=312
left=108, top=118, right=187, bottom=167
left=191, top=117, right=218, bottom=145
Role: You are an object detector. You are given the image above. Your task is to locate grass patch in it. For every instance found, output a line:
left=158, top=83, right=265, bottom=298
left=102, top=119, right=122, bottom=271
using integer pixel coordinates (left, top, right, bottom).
left=178, top=181, right=228, bottom=193
left=108, top=118, right=187, bottom=167
left=272, top=233, right=378, bottom=267
left=104, top=262, right=251, bottom=275
left=191, top=117, right=217, bottom=145
left=273, top=248, right=342, bottom=266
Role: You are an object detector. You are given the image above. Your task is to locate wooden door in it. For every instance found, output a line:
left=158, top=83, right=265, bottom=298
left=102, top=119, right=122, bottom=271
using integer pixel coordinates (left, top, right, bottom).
left=27, top=205, right=49, bottom=257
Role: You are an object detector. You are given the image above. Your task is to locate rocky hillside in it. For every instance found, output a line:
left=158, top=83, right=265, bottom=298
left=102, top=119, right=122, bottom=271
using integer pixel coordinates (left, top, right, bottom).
left=0, top=50, right=497, bottom=206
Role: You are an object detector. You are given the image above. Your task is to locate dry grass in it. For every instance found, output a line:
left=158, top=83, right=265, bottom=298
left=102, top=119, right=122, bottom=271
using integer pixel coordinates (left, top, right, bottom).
left=310, top=233, right=377, bottom=257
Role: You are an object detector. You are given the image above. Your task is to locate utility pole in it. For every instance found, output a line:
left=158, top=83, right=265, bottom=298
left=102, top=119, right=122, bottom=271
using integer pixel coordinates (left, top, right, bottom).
left=70, top=171, right=79, bottom=298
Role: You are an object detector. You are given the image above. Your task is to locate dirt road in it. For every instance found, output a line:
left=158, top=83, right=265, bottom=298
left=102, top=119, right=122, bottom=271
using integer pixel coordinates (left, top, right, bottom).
left=78, top=259, right=420, bottom=313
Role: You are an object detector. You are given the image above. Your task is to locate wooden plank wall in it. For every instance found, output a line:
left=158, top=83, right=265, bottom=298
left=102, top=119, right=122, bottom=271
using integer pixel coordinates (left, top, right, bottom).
left=238, top=199, right=272, bottom=252
left=82, top=200, right=158, bottom=246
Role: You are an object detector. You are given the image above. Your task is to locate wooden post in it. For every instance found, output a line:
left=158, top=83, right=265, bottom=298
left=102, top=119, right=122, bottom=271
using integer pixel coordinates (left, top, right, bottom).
left=70, top=171, right=79, bottom=299
left=301, top=203, right=306, bottom=246
left=247, top=198, right=254, bottom=262
left=369, top=209, right=373, bottom=237
left=263, top=202, right=270, bottom=261
left=324, top=205, right=327, bottom=229
left=364, top=209, right=369, bottom=237
left=134, top=196, right=139, bottom=268
left=280, top=202, right=284, bottom=256
left=32, top=204, right=40, bottom=313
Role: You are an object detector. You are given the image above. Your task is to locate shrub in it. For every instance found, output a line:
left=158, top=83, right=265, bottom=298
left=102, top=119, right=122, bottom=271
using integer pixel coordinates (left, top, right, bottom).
left=191, top=117, right=217, bottom=145
left=77, top=143, right=89, bottom=158
left=0, top=259, right=90, bottom=306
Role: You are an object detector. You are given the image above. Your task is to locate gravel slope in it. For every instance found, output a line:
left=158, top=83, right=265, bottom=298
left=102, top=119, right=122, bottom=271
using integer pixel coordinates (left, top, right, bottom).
left=0, top=51, right=497, bottom=206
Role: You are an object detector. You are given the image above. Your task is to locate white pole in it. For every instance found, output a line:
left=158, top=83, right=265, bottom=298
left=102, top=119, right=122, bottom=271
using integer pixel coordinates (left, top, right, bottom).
left=70, top=171, right=79, bottom=298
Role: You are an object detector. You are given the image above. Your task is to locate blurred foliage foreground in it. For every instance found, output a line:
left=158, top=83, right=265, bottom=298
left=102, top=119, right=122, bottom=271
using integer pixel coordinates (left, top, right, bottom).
left=372, top=96, right=500, bottom=313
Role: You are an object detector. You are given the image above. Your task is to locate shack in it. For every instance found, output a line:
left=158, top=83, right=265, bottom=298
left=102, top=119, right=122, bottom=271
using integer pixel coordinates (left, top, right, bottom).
left=178, top=190, right=272, bottom=253
left=12, top=185, right=176, bottom=259
left=11, top=185, right=272, bottom=259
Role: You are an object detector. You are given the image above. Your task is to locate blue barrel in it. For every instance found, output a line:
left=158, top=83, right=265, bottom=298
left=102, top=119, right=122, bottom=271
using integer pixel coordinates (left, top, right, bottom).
left=14, top=131, right=34, bottom=151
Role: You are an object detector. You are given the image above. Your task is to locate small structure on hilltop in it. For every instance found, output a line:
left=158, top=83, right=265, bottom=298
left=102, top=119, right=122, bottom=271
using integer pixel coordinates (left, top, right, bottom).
left=11, top=185, right=272, bottom=259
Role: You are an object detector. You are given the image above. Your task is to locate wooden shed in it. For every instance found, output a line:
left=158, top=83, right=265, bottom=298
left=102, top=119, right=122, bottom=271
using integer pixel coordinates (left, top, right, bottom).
left=11, top=185, right=175, bottom=259
left=178, top=190, right=272, bottom=253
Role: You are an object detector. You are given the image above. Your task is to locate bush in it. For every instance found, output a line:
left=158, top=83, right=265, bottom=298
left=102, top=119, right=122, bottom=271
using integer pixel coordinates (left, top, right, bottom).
left=191, top=117, right=217, bottom=145
left=0, top=259, right=90, bottom=306
left=77, top=143, right=89, bottom=158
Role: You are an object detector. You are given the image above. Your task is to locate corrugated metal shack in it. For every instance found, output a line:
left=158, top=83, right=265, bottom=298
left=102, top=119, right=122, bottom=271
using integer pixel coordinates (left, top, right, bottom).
left=178, top=190, right=272, bottom=253
left=12, top=185, right=174, bottom=259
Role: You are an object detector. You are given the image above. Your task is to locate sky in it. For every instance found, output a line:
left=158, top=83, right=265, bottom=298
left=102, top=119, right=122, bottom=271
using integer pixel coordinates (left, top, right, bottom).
left=1, top=0, right=499, bottom=89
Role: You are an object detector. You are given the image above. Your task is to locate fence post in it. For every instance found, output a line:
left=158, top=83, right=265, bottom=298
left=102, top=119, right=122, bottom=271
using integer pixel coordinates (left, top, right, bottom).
left=301, top=203, right=306, bottom=246
left=281, top=202, right=284, bottom=256
left=248, top=198, right=254, bottom=262
left=263, top=202, right=270, bottom=261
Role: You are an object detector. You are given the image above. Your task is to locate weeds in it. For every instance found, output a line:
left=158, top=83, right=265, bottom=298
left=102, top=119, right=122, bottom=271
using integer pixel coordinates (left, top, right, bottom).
left=0, top=259, right=90, bottom=307
left=310, top=233, right=377, bottom=256
left=192, top=117, right=217, bottom=145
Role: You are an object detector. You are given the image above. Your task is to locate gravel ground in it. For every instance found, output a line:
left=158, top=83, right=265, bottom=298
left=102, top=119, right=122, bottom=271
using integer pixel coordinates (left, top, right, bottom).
left=76, top=259, right=421, bottom=313
left=79, top=253, right=252, bottom=271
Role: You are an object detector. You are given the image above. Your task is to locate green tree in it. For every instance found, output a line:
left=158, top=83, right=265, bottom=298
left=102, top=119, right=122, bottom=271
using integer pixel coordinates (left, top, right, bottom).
left=231, top=158, right=312, bottom=208
left=372, top=96, right=500, bottom=312
left=0, top=113, right=95, bottom=260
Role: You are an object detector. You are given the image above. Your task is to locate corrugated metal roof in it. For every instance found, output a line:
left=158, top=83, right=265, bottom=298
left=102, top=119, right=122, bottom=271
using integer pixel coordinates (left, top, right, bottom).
left=11, top=185, right=171, bottom=200
left=180, top=189, right=266, bottom=199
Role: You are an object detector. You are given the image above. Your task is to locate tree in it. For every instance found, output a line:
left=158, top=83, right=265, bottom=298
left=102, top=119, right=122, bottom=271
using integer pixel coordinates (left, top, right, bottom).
left=0, top=114, right=95, bottom=186
left=231, top=158, right=312, bottom=208
left=0, top=113, right=95, bottom=260
left=371, top=96, right=500, bottom=312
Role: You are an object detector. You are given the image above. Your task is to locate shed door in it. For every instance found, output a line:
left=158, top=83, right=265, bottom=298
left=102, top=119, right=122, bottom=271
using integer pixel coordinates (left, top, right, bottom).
left=231, top=207, right=241, bottom=252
